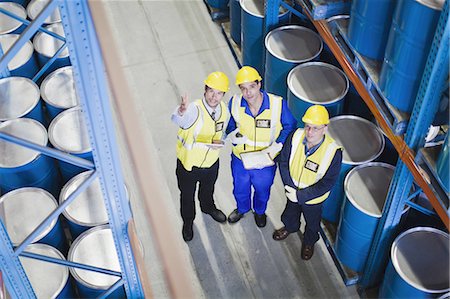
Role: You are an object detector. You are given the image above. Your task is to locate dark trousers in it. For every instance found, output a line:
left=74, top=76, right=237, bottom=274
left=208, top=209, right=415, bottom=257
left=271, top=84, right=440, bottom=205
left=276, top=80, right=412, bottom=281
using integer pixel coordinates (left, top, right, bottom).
left=176, top=159, right=219, bottom=225
left=281, top=200, right=323, bottom=246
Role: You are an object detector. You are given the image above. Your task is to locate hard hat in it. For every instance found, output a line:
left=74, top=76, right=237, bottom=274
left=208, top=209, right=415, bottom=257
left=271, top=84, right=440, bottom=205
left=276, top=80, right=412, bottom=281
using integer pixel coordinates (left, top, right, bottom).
left=204, top=71, right=229, bottom=92
left=235, top=66, right=262, bottom=85
left=302, top=105, right=330, bottom=125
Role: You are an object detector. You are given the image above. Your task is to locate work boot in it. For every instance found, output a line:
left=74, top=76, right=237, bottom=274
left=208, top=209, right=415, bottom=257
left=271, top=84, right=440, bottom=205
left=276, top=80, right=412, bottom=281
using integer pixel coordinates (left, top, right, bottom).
left=254, top=212, right=266, bottom=227
left=301, top=244, right=314, bottom=260
left=227, top=209, right=244, bottom=223
left=182, top=223, right=193, bottom=242
left=206, top=209, right=226, bottom=223
left=273, top=227, right=290, bottom=241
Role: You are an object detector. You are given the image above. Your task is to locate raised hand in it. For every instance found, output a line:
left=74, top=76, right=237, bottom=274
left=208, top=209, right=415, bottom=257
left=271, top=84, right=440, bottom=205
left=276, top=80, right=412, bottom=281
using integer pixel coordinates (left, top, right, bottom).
left=178, top=93, right=188, bottom=116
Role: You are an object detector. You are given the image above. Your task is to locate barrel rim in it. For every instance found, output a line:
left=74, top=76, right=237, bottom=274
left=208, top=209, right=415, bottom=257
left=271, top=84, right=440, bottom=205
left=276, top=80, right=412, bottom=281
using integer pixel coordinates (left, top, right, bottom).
left=391, top=226, right=450, bottom=293
left=0, top=77, right=40, bottom=121
left=344, top=162, right=395, bottom=217
left=68, top=225, right=120, bottom=290
left=33, top=22, right=69, bottom=58
left=41, top=66, right=78, bottom=109
left=0, top=34, right=34, bottom=70
left=239, top=0, right=289, bottom=18
left=0, top=187, right=59, bottom=245
left=264, top=25, right=323, bottom=63
left=415, top=0, right=445, bottom=10
left=0, top=2, right=26, bottom=35
left=59, top=170, right=108, bottom=227
left=287, top=61, right=349, bottom=105
left=27, top=0, right=62, bottom=24
left=326, top=14, right=350, bottom=23
left=329, top=115, right=385, bottom=165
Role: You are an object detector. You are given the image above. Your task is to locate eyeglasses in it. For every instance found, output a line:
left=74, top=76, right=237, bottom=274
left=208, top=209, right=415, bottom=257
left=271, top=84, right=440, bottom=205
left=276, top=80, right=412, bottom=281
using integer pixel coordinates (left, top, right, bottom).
left=304, top=125, right=326, bottom=133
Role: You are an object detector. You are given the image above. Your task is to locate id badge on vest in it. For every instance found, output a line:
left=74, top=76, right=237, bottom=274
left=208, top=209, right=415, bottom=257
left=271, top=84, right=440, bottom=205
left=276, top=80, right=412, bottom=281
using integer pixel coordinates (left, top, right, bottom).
left=304, top=160, right=319, bottom=172
left=255, top=119, right=271, bottom=128
left=215, top=121, right=224, bottom=132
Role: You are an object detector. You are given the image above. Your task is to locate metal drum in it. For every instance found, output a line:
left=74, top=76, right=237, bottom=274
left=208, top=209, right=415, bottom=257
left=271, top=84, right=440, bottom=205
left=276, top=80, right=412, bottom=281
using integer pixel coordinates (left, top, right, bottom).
left=379, top=0, right=444, bottom=113
left=240, top=0, right=290, bottom=76
left=0, top=2, right=26, bottom=35
left=334, top=162, right=394, bottom=272
left=0, top=187, right=66, bottom=251
left=0, top=77, right=44, bottom=124
left=230, top=0, right=241, bottom=45
left=206, top=0, right=229, bottom=9
left=264, top=25, right=323, bottom=100
left=20, top=243, right=74, bottom=298
left=437, top=133, right=449, bottom=194
left=69, top=225, right=125, bottom=298
left=27, top=0, right=61, bottom=25
left=379, top=227, right=449, bottom=298
left=41, top=66, right=79, bottom=120
left=287, top=62, right=348, bottom=127
left=49, top=107, right=93, bottom=183
left=347, top=0, right=396, bottom=60
left=0, top=118, right=61, bottom=197
left=0, top=34, right=38, bottom=79
left=324, top=116, right=384, bottom=223
left=60, top=171, right=108, bottom=239
left=33, top=22, right=70, bottom=78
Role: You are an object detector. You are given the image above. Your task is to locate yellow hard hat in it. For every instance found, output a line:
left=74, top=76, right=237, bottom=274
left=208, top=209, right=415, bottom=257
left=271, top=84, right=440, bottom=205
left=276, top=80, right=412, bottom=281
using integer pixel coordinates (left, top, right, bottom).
left=204, top=71, right=229, bottom=92
left=302, top=105, right=330, bottom=125
left=235, top=66, right=262, bottom=85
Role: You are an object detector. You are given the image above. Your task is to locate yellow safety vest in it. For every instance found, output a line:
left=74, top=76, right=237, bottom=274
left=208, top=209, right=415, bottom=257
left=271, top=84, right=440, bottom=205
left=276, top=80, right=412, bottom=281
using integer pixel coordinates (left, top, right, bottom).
left=177, top=99, right=228, bottom=171
left=289, top=129, right=341, bottom=204
left=230, top=93, right=283, bottom=158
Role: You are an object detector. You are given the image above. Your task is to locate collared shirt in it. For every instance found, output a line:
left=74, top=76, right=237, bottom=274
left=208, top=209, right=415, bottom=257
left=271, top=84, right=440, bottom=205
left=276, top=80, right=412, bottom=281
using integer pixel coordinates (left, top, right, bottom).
left=303, top=136, right=325, bottom=157
left=171, top=98, right=222, bottom=129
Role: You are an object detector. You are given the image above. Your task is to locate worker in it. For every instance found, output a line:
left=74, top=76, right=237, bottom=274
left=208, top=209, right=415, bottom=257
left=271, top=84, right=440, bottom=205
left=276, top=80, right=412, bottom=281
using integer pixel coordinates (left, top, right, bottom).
left=226, top=66, right=297, bottom=227
left=272, top=105, right=342, bottom=260
left=171, top=72, right=230, bottom=242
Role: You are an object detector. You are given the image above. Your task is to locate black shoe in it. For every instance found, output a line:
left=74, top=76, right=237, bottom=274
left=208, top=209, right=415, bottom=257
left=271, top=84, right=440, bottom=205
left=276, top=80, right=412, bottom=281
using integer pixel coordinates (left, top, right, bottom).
left=182, top=223, right=193, bottom=242
left=301, top=244, right=314, bottom=260
left=254, top=212, right=267, bottom=227
left=207, top=209, right=226, bottom=223
left=227, top=209, right=244, bottom=223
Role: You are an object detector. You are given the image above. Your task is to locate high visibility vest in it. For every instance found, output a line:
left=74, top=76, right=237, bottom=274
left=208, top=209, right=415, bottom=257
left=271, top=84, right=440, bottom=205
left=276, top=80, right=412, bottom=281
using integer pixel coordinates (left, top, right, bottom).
left=176, top=99, right=228, bottom=171
left=289, top=129, right=341, bottom=204
left=230, top=93, right=282, bottom=158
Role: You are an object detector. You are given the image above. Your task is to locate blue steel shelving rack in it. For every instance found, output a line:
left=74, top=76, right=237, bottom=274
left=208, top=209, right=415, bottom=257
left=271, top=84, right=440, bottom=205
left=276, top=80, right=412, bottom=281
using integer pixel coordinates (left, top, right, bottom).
left=0, top=0, right=144, bottom=297
left=264, top=0, right=449, bottom=290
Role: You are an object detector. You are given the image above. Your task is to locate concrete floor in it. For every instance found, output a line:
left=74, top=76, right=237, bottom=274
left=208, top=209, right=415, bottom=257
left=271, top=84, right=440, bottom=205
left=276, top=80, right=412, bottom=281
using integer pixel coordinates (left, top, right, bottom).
left=102, top=1, right=360, bottom=298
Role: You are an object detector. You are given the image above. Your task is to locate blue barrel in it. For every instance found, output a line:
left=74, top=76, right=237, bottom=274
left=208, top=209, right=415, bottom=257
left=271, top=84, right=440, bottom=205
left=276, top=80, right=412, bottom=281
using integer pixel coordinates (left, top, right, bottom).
left=0, top=34, right=38, bottom=79
left=0, top=2, right=26, bottom=35
left=230, top=0, right=241, bottom=45
left=33, top=22, right=71, bottom=78
left=20, top=243, right=74, bottom=298
left=41, top=66, right=79, bottom=120
left=437, top=133, right=449, bottom=193
left=240, top=0, right=290, bottom=76
left=60, top=171, right=108, bottom=239
left=287, top=62, right=348, bottom=127
left=347, top=0, right=396, bottom=60
left=265, top=25, right=323, bottom=100
left=0, top=118, right=61, bottom=197
left=379, top=0, right=444, bottom=113
left=49, top=107, right=93, bottom=183
left=26, top=0, right=61, bottom=25
left=0, top=77, right=44, bottom=124
left=380, top=227, right=449, bottom=298
left=0, top=187, right=66, bottom=252
left=69, top=225, right=126, bottom=298
left=324, top=116, right=385, bottom=223
left=335, top=162, right=395, bottom=272
left=206, top=0, right=229, bottom=10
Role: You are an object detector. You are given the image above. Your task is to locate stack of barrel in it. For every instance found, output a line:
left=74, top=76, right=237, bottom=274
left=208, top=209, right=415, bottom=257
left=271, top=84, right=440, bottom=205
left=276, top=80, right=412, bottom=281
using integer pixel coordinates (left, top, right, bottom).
left=0, top=0, right=124, bottom=297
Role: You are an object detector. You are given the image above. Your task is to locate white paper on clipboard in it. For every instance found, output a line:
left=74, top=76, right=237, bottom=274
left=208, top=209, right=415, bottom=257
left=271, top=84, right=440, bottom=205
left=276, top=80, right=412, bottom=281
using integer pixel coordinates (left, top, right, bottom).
left=240, top=151, right=274, bottom=170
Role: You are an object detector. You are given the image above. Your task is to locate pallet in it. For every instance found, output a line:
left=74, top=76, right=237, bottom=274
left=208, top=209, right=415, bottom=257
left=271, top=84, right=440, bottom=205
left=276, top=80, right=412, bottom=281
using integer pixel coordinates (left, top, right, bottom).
left=298, top=0, right=351, bottom=20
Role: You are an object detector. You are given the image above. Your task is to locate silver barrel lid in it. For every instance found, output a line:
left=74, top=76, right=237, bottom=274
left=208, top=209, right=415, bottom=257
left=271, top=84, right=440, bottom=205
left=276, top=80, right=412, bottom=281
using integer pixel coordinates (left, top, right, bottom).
left=0, top=118, right=47, bottom=168
left=0, top=34, right=34, bottom=71
left=33, top=22, right=68, bottom=58
left=20, top=243, right=69, bottom=299
left=392, top=227, right=449, bottom=293
left=0, top=2, right=26, bottom=35
left=265, top=25, right=323, bottom=63
left=41, top=66, right=79, bottom=109
left=328, top=115, right=385, bottom=165
left=0, top=187, right=58, bottom=245
left=27, top=0, right=61, bottom=24
left=344, top=162, right=394, bottom=217
left=69, top=225, right=121, bottom=290
left=48, top=107, right=91, bottom=154
left=60, top=171, right=108, bottom=227
left=287, top=62, right=349, bottom=104
left=0, top=77, right=40, bottom=121
left=240, top=0, right=287, bottom=17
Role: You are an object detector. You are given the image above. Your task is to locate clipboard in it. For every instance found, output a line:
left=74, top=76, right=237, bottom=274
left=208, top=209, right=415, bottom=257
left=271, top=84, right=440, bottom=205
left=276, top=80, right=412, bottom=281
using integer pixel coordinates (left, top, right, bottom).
left=240, top=151, right=274, bottom=170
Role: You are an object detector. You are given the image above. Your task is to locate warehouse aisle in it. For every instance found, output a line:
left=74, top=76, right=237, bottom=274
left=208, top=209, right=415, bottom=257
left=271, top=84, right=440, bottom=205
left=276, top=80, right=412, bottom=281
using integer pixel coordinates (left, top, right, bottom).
left=102, top=1, right=359, bottom=298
